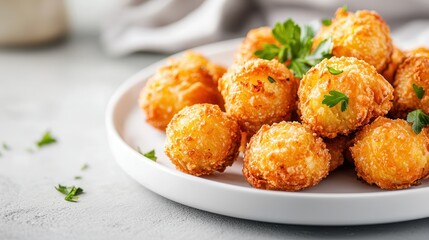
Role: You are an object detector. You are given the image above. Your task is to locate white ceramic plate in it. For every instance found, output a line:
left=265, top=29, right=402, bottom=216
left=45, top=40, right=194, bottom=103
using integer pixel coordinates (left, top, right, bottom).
left=106, top=38, right=429, bottom=226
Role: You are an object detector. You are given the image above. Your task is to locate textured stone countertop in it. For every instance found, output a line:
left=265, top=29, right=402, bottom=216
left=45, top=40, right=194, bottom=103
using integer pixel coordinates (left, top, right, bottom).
left=1, top=34, right=429, bottom=240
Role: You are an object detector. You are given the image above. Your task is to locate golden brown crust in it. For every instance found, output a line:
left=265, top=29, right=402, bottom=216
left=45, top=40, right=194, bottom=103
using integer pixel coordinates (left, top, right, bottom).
left=243, top=121, right=330, bottom=191
left=165, top=104, right=241, bottom=176
left=324, top=136, right=349, bottom=172
left=392, top=56, right=429, bottom=119
left=313, top=8, right=393, bottom=73
left=233, top=27, right=277, bottom=64
left=219, top=58, right=298, bottom=137
left=139, top=51, right=225, bottom=130
left=350, top=117, right=429, bottom=190
left=406, top=47, right=429, bottom=58
left=381, top=46, right=405, bottom=84
left=298, top=56, right=393, bottom=138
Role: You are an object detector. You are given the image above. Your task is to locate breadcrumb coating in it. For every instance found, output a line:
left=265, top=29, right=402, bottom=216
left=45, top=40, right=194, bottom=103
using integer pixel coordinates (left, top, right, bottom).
left=313, top=8, right=393, bottom=73
left=351, top=117, right=429, bottom=189
left=219, top=58, right=298, bottom=137
left=165, top=104, right=241, bottom=176
left=324, top=136, right=349, bottom=172
left=381, top=46, right=405, bottom=84
left=243, top=121, right=330, bottom=191
left=298, top=56, right=393, bottom=138
left=139, top=51, right=225, bottom=130
left=234, top=27, right=277, bottom=64
left=392, top=54, right=429, bottom=118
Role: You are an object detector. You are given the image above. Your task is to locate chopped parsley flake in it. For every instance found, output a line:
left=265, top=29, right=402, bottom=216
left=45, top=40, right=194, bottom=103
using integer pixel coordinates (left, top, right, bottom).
left=412, top=83, right=425, bottom=100
left=36, top=131, right=57, bottom=148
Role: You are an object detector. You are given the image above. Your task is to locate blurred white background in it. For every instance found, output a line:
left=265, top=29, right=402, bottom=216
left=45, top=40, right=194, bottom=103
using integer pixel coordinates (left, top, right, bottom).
left=65, top=0, right=117, bottom=34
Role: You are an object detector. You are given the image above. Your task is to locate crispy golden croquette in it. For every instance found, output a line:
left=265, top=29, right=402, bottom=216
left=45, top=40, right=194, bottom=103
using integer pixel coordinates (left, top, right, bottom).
left=139, top=51, right=225, bottom=130
left=313, top=8, right=393, bottom=73
left=234, top=27, right=277, bottom=64
left=219, top=58, right=298, bottom=137
left=243, top=121, right=330, bottom=191
left=165, top=104, right=241, bottom=176
left=351, top=117, right=429, bottom=190
left=298, top=56, right=393, bottom=138
left=392, top=55, right=429, bottom=118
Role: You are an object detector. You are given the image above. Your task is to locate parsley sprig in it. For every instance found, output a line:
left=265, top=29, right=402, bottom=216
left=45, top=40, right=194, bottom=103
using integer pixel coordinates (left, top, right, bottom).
left=412, top=84, right=425, bottom=100
left=55, top=184, right=84, bottom=202
left=254, top=19, right=333, bottom=78
left=407, top=109, right=429, bottom=134
left=322, top=90, right=349, bottom=112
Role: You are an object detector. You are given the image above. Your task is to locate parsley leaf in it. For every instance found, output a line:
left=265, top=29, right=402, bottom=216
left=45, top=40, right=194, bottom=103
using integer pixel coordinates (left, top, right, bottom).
left=74, top=176, right=82, bottom=180
left=407, top=109, right=429, bottom=134
left=81, top=163, right=89, bottom=171
left=321, top=19, right=332, bottom=26
left=254, top=44, right=279, bottom=60
left=254, top=19, right=333, bottom=78
left=137, top=147, right=157, bottom=161
left=36, top=131, right=57, bottom=148
left=55, top=184, right=69, bottom=195
left=342, top=4, right=348, bottom=11
left=268, top=76, right=276, bottom=83
left=412, top=84, right=425, bottom=100
left=56, top=184, right=84, bottom=202
left=322, top=90, right=349, bottom=112
left=327, top=66, right=343, bottom=75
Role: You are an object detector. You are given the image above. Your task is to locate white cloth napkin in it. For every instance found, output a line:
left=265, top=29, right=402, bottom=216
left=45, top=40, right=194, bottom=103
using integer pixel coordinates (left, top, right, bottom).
left=101, top=0, right=429, bottom=56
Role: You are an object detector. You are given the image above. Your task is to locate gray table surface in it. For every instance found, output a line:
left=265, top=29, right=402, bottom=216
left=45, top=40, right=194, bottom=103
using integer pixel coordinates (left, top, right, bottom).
left=1, top=34, right=429, bottom=240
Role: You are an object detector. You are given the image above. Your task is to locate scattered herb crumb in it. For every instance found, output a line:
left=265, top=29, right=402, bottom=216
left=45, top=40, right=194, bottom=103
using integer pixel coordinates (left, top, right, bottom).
left=74, top=176, right=82, bottom=180
left=81, top=163, right=89, bottom=171
left=55, top=184, right=84, bottom=202
left=268, top=76, right=276, bottom=83
left=412, top=83, right=425, bottom=100
left=137, top=147, right=157, bottom=161
left=36, top=131, right=57, bottom=148
left=3, top=143, right=10, bottom=151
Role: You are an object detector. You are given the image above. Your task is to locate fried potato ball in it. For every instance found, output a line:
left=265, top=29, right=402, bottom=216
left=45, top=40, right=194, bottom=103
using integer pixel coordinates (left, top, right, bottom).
left=298, top=56, right=393, bottom=138
left=139, top=51, right=225, bottom=130
left=324, top=136, right=349, bottom=172
left=243, top=121, right=330, bottom=191
left=392, top=55, right=429, bottom=118
left=381, top=46, right=405, bottom=83
left=165, top=104, right=241, bottom=176
left=219, top=58, right=298, bottom=137
left=233, top=27, right=276, bottom=64
left=350, top=117, right=429, bottom=190
left=313, top=8, right=393, bottom=73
